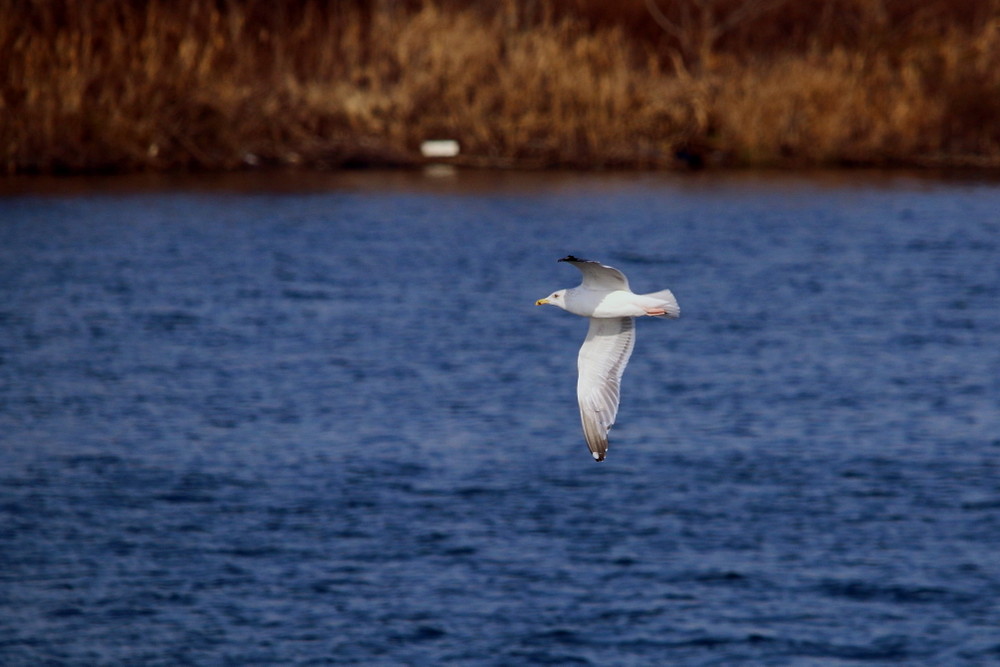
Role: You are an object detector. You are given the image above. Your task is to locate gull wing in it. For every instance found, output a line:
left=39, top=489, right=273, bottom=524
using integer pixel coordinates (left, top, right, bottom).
left=576, top=317, right=635, bottom=461
left=559, top=256, right=630, bottom=291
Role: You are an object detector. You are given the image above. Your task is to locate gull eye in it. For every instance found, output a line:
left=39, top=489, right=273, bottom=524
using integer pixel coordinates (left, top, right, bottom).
left=553, top=294, right=559, bottom=298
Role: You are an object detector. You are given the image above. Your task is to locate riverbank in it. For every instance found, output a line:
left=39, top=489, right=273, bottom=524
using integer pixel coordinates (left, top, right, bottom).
left=3, top=0, right=999, bottom=173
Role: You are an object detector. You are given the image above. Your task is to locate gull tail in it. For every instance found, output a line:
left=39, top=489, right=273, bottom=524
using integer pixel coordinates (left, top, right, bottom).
left=643, top=289, right=680, bottom=318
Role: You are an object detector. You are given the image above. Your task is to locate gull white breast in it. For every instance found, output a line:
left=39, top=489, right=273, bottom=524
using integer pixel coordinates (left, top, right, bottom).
left=535, top=256, right=679, bottom=461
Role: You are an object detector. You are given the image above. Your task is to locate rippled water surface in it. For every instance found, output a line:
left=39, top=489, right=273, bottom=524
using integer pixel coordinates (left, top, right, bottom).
left=2, top=170, right=999, bottom=665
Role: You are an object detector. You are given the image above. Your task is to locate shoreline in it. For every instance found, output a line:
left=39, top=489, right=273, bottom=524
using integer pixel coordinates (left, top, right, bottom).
left=4, top=164, right=1000, bottom=199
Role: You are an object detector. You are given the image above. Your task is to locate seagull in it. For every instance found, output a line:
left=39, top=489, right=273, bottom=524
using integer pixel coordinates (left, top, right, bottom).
left=536, top=256, right=679, bottom=461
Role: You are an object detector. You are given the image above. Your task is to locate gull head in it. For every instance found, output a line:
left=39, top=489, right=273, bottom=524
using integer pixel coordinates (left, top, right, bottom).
left=535, top=289, right=568, bottom=309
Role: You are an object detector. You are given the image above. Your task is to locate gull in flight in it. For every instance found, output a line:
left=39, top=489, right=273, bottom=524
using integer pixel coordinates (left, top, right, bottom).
left=536, top=256, right=679, bottom=461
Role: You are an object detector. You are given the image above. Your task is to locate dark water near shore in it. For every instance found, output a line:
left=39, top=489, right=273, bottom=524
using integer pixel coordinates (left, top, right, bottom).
left=1, top=170, right=999, bottom=665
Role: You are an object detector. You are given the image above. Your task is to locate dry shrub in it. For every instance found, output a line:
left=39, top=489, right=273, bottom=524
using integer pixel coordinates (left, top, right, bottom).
left=381, top=11, right=690, bottom=166
left=712, top=51, right=934, bottom=166
left=711, top=19, right=1000, bottom=166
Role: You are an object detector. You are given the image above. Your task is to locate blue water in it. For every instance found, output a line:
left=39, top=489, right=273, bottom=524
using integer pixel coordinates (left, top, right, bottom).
left=1, top=170, right=999, bottom=665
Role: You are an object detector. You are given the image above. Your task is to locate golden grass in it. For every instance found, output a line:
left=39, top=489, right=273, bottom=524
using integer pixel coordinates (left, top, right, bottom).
left=2, top=0, right=999, bottom=173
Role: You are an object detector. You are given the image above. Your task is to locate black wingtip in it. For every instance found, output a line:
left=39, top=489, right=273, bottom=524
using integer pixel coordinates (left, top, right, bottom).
left=558, top=255, right=589, bottom=263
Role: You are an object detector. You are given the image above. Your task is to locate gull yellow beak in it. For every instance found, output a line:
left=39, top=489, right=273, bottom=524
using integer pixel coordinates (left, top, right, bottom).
left=535, top=298, right=549, bottom=306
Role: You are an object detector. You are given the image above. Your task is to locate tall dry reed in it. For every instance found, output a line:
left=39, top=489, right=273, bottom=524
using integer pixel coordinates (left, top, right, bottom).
left=2, top=0, right=999, bottom=173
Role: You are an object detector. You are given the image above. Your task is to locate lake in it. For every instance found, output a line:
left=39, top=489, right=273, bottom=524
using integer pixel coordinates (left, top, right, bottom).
left=1, top=169, right=999, bottom=665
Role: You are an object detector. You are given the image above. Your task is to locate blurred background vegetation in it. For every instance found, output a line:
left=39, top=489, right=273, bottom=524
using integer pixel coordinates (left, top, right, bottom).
left=2, top=0, right=999, bottom=173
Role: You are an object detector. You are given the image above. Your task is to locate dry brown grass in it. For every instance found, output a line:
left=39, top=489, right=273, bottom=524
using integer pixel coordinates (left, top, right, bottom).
left=2, top=0, right=999, bottom=173
left=713, top=22, right=1000, bottom=167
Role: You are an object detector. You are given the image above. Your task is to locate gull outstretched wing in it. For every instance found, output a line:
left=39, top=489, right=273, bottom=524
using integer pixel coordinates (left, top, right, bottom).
left=559, top=256, right=630, bottom=291
left=576, top=316, right=635, bottom=461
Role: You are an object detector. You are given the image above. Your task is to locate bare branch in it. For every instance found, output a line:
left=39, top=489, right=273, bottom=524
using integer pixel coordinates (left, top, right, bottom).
left=716, top=0, right=793, bottom=35
left=644, top=0, right=685, bottom=41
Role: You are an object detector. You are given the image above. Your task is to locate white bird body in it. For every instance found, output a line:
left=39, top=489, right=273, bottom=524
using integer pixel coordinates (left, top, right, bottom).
left=563, top=288, right=679, bottom=319
left=536, top=256, right=679, bottom=462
